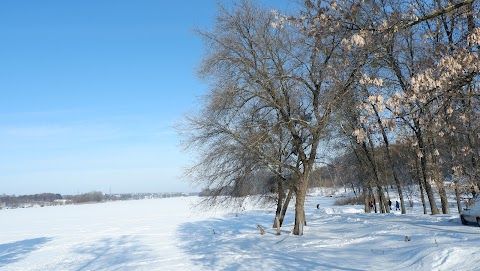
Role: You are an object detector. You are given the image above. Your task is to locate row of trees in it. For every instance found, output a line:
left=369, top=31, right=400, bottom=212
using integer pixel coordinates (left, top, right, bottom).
left=0, top=193, right=63, bottom=208
left=0, top=192, right=191, bottom=208
left=64, top=191, right=104, bottom=203
left=0, top=192, right=103, bottom=207
left=180, top=0, right=479, bottom=235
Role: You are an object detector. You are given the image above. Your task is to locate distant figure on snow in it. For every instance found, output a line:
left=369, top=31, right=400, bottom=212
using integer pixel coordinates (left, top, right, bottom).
left=369, top=201, right=374, bottom=212
left=316, top=203, right=320, bottom=209
left=395, top=200, right=400, bottom=211
left=472, top=186, right=477, bottom=198
left=388, top=199, right=392, bottom=210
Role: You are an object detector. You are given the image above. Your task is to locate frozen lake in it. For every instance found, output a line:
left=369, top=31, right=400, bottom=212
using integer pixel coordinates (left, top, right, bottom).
left=1, top=195, right=479, bottom=270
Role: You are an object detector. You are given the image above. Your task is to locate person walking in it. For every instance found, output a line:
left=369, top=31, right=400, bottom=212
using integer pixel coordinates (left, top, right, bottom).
left=395, top=200, right=400, bottom=211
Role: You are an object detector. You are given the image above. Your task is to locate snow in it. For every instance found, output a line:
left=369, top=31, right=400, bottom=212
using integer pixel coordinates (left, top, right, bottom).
left=1, top=195, right=479, bottom=271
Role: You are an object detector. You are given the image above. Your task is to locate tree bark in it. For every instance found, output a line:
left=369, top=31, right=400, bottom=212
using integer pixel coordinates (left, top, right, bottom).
left=273, top=178, right=284, bottom=228
left=377, top=186, right=388, bottom=213
left=455, top=180, right=462, bottom=213
left=415, top=124, right=440, bottom=214
left=363, top=133, right=388, bottom=214
left=415, top=154, right=428, bottom=214
left=275, top=216, right=281, bottom=235
left=279, top=186, right=294, bottom=227
left=438, top=184, right=449, bottom=214
left=372, top=105, right=406, bottom=214
left=428, top=135, right=449, bottom=214
left=293, top=173, right=310, bottom=235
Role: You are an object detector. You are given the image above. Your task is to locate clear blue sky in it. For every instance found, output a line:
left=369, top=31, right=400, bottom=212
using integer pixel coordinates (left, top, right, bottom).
left=0, top=0, right=290, bottom=195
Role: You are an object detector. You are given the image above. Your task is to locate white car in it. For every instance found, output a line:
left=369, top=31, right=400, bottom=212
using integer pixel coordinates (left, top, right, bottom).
left=460, top=199, right=480, bottom=226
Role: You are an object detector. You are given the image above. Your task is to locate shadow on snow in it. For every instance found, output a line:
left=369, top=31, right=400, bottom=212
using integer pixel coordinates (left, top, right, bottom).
left=73, top=235, right=155, bottom=271
left=0, top=237, right=53, bottom=267
left=176, top=210, right=362, bottom=271
left=176, top=202, right=480, bottom=271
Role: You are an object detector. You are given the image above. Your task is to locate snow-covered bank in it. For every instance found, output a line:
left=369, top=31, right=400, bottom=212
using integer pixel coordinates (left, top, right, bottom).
left=1, top=195, right=479, bottom=270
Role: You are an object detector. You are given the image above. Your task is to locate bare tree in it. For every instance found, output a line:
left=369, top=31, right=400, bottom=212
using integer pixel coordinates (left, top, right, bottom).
left=179, top=0, right=302, bottom=229
left=183, top=0, right=364, bottom=235
left=180, top=0, right=479, bottom=239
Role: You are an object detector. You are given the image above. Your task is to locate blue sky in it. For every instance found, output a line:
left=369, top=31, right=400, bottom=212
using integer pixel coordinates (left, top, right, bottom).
left=0, top=0, right=290, bottom=195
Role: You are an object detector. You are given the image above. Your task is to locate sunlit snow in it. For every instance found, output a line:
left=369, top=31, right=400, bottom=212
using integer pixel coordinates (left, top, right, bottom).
left=1, top=192, right=479, bottom=270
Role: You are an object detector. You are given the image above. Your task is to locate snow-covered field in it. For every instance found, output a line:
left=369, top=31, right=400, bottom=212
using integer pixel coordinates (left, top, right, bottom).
left=1, top=194, right=479, bottom=271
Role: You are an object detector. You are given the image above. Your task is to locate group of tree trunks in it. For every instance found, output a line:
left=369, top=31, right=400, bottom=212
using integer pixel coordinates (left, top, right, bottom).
left=180, top=0, right=479, bottom=235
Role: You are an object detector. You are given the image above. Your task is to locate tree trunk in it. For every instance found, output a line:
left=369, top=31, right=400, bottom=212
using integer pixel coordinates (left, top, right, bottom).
left=377, top=186, right=388, bottom=213
left=275, top=216, right=281, bottom=235
left=293, top=174, right=310, bottom=235
left=368, top=185, right=375, bottom=213
left=279, top=187, right=293, bottom=227
left=421, top=155, right=439, bottom=215
left=455, top=180, right=462, bottom=213
left=418, top=172, right=427, bottom=214
left=363, top=181, right=371, bottom=213
left=466, top=6, right=479, bottom=188
left=363, top=135, right=388, bottom=214
left=451, top=147, right=462, bottom=213
left=428, top=136, right=449, bottom=214
left=434, top=164, right=450, bottom=214
left=350, top=142, right=373, bottom=213
left=364, top=192, right=370, bottom=213
left=273, top=179, right=284, bottom=228
left=373, top=105, right=406, bottom=214
left=438, top=184, right=449, bottom=214
left=293, top=196, right=306, bottom=235
left=415, top=154, right=428, bottom=214
left=416, top=128, right=440, bottom=215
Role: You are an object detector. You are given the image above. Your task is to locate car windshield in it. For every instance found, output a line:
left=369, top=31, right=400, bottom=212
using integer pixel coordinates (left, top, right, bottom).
left=464, top=198, right=480, bottom=209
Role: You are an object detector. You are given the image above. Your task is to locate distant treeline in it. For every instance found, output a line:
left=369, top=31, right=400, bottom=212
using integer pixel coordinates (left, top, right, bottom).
left=63, top=191, right=103, bottom=203
left=0, top=193, right=63, bottom=207
left=0, top=191, right=196, bottom=209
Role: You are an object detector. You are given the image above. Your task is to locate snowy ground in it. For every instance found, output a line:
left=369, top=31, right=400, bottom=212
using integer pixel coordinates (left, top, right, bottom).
left=1, top=193, right=479, bottom=271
